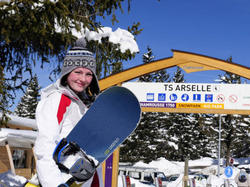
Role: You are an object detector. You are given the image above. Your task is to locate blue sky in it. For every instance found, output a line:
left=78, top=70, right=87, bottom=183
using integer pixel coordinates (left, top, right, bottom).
left=97, top=0, right=250, bottom=83
left=36, top=0, right=250, bottom=88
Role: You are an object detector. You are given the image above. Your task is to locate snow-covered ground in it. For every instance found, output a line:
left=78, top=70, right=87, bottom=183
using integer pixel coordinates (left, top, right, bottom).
left=120, top=157, right=250, bottom=187
left=0, top=157, right=249, bottom=186
left=0, top=171, right=27, bottom=187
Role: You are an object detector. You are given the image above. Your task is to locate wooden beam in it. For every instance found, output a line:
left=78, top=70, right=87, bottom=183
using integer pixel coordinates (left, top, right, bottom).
left=26, top=149, right=32, bottom=170
left=172, top=50, right=250, bottom=78
left=99, top=50, right=250, bottom=91
left=99, top=57, right=181, bottom=90
left=5, top=142, right=15, bottom=175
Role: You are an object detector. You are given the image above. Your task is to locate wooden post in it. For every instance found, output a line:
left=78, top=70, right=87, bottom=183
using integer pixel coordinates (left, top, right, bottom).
left=5, top=141, right=15, bottom=175
left=26, top=149, right=32, bottom=169
left=112, top=147, right=120, bottom=187
left=31, top=144, right=37, bottom=163
left=102, top=147, right=120, bottom=187
left=30, top=144, right=37, bottom=175
left=183, top=158, right=189, bottom=187
left=102, top=160, right=106, bottom=185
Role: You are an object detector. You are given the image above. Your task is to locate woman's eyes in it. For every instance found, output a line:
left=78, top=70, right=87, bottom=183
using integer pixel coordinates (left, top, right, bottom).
left=73, top=71, right=81, bottom=74
left=86, top=73, right=93, bottom=77
left=74, top=71, right=93, bottom=76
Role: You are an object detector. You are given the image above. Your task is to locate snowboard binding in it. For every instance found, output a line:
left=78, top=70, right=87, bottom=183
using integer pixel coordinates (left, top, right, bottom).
left=53, top=138, right=97, bottom=185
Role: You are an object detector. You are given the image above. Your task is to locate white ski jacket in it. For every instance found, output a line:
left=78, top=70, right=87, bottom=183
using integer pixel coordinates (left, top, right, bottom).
left=34, top=79, right=101, bottom=187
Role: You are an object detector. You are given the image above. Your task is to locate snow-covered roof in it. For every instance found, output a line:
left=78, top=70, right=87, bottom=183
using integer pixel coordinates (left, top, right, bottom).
left=0, top=113, right=37, bottom=148
left=0, top=113, right=37, bottom=130
left=0, top=128, right=37, bottom=148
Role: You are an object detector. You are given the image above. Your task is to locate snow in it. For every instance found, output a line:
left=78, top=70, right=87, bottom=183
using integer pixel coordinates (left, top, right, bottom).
left=134, top=158, right=184, bottom=176
left=72, top=27, right=139, bottom=54
left=1, top=2, right=139, bottom=55
left=0, top=113, right=37, bottom=130
left=1, top=157, right=249, bottom=186
left=0, top=171, right=27, bottom=187
left=54, top=20, right=139, bottom=54
left=0, top=128, right=37, bottom=148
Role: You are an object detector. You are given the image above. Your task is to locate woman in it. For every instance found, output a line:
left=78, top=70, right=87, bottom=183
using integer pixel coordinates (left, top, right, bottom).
left=34, top=38, right=101, bottom=187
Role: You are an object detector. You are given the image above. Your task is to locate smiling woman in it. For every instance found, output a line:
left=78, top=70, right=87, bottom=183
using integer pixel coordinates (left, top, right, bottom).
left=32, top=38, right=102, bottom=187
left=66, top=68, right=93, bottom=94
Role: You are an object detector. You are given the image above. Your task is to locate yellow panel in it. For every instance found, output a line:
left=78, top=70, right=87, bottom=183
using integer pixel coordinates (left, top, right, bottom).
left=141, top=107, right=250, bottom=115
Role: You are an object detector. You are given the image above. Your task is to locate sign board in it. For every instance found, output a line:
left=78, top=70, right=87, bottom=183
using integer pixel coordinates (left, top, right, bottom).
left=225, top=166, right=233, bottom=178
left=122, top=82, right=250, bottom=111
left=229, top=157, right=234, bottom=166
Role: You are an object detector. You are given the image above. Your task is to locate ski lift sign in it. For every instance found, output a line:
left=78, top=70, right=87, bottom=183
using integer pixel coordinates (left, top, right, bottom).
left=122, top=82, right=250, bottom=111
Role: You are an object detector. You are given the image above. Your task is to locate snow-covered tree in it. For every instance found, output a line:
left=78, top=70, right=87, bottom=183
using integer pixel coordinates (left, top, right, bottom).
left=12, top=75, right=40, bottom=168
left=209, top=57, right=250, bottom=165
left=233, top=116, right=250, bottom=157
left=0, top=66, right=12, bottom=127
left=14, top=75, right=40, bottom=119
left=120, top=47, right=171, bottom=163
left=172, top=66, right=185, bottom=83
left=160, top=67, right=213, bottom=161
left=121, top=52, right=214, bottom=162
left=196, top=113, right=218, bottom=158
left=0, top=0, right=141, bottom=116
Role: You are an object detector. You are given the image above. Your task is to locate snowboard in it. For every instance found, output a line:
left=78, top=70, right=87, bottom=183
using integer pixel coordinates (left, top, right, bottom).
left=53, top=86, right=141, bottom=183
left=66, top=86, right=141, bottom=163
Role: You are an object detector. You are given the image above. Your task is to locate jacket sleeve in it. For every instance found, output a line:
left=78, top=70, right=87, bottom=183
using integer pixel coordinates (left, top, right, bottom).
left=34, top=92, right=69, bottom=187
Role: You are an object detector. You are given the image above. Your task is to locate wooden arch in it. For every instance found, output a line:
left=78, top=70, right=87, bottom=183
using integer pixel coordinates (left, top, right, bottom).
left=99, top=49, right=250, bottom=90
left=99, top=50, right=250, bottom=115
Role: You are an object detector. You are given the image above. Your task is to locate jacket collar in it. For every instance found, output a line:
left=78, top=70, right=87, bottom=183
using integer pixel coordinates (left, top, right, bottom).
left=41, top=79, right=81, bottom=102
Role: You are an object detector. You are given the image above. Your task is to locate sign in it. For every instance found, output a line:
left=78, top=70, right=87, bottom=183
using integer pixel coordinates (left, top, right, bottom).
left=225, top=166, right=233, bottom=178
left=217, top=94, right=225, bottom=103
left=122, top=82, right=250, bottom=111
left=229, top=158, right=234, bottom=166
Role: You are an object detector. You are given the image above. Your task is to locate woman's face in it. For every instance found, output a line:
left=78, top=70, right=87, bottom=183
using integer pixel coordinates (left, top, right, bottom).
left=67, top=67, right=93, bottom=94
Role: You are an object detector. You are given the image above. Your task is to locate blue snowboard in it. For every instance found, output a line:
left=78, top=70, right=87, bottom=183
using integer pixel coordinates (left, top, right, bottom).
left=65, top=86, right=141, bottom=164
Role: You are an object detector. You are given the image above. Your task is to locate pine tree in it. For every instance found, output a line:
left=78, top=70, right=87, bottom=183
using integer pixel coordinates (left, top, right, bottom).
left=234, top=116, right=250, bottom=157
left=0, top=66, right=12, bottom=126
left=159, top=67, right=193, bottom=161
left=120, top=47, right=171, bottom=163
left=14, top=75, right=40, bottom=119
left=0, top=0, right=139, bottom=115
left=12, top=75, right=40, bottom=168
left=167, top=113, right=196, bottom=161
left=172, top=67, right=185, bottom=83
left=163, top=67, right=213, bottom=161
left=210, top=57, right=250, bottom=164
left=194, top=113, right=218, bottom=158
